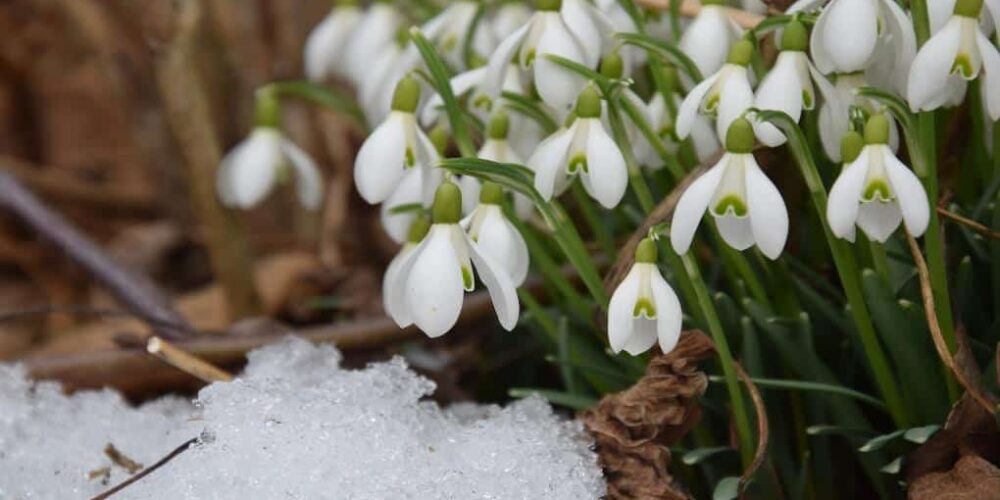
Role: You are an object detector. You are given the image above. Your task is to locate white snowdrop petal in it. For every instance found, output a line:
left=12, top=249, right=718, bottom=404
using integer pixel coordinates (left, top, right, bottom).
left=624, top=319, right=658, bottom=356
left=745, top=158, right=789, bottom=259
left=808, top=0, right=835, bottom=73
left=529, top=127, right=575, bottom=201
left=407, top=227, right=466, bottom=338
left=827, top=154, right=871, bottom=240
left=715, top=69, right=755, bottom=142
left=984, top=0, right=1000, bottom=36
left=346, top=5, right=401, bottom=84
left=607, top=267, right=642, bottom=354
left=650, top=271, right=683, bottom=355
left=930, top=0, right=958, bottom=34
left=226, top=130, right=282, bottom=209
left=691, top=115, right=723, bottom=163
left=670, top=158, right=727, bottom=254
left=753, top=53, right=805, bottom=147
left=216, top=152, right=238, bottom=206
left=304, top=14, right=341, bottom=81
left=354, top=113, right=408, bottom=204
left=280, top=139, right=324, bottom=210
left=582, top=121, right=628, bottom=209
left=560, top=0, right=603, bottom=67
left=475, top=207, right=530, bottom=286
left=457, top=175, right=482, bottom=216
left=676, top=72, right=721, bottom=139
left=880, top=0, right=918, bottom=91
left=534, top=17, right=587, bottom=112
left=976, top=32, right=1000, bottom=121
left=680, top=6, right=735, bottom=77
left=857, top=200, right=903, bottom=243
left=883, top=150, right=930, bottom=238
left=381, top=168, right=424, bottom=244
left=715, top=213, right=755, bottom=250
left=421, top=67, right=488, bottom=126
left=384, top=244, right=418, bottom=328
left=464, top=232, right=520, bottom=331
left=821, top=0, right=879, bottom=72
left=483, top=24, right=531, bottom=99
left=907, top=19, right=963, bottom=112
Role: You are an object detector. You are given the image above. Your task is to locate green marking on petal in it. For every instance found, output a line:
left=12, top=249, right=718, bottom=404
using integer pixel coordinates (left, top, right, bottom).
left=462, top=266, right=474, bottom=290
left=441, top=35, right=458, bottom=53
left=703, top=93, right=720, bottom=114
left=802, top=90, right=814, bottom=110
left=568, top=154, right=588, bottom=174
left=633, top=298, right=656, bottom=318
left=952, top=54, right=974, bottom=79
left=405, top=147, right=416, bottom=167
left=524, top=49, right=536, bottom=68
left=862, top=180, right=893, bottom=202
left=713, top=194, right=748, bottom=217
left=473, top=93, right=493, bottom=111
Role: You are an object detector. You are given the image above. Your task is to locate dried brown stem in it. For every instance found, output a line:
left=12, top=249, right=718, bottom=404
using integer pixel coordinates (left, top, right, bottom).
left=733, top=361, right=769, bottom=499
left=155, top=0, right=261, bottom=320
left=147, top=336, right=234, bottom=383
left=89, top=437, right=198, bottom=500
left=906, top=232, right=997, bottom=415
left=635, top=0, right=765, bottom=29
left=937, top=207, right=1000, bottom=240
left=0, top=171, right=191, bottom=339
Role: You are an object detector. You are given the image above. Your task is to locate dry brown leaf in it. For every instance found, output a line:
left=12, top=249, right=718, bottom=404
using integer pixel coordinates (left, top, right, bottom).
left=908, top=455, right=1000, bottom=500
left=580, top=330, right=714, bottom=500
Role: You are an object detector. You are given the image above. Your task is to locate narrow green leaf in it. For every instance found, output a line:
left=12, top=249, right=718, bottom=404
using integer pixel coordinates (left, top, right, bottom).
left=708, top=375, right=886, bottom=409
left=265, top=80, right=367, bottom=130
left=409, top=29, right=476, bottom=157
left=501, top=91, right=558, bottom=134
left=387, top=202, right=424, bottom=215
left=681, top=446, right=734, bottom=465
left=616, top=32, right=704, bottom=83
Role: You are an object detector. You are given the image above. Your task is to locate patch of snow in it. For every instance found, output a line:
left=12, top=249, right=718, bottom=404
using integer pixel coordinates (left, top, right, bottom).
left=0, top=337, right=604, bottom=499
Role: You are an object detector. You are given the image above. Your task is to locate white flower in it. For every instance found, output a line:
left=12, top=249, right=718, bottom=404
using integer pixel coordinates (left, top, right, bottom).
left=462, top=183, right=530, bottom=286
left=678, top=0, right=743, bottom=78
left=827, top=116, right=930, bottom=243
left=607, top=238, right=682, bottom=355
left=595, top=0, right=645, bottom=67
left=304, top=3, right=363, bottom=82
left=671, top=118, right=789, bottom=260
left=492, top=3, right=534, bottom=41
left=676, top=40, right=755, bottom=143
left=817, top=72, right=899, bottom=162
left=476, top=112, right=534, bottom=220
left=383, top=216, right=431, bottom=326
left=421, top=65, right=527, bottom=127
left=420, top=1, right=492, bottom=68
left=648, top=92, right=721, bottom=164
left=907, top=0, right=1000, bottom=120
left=528, top=86, right=628, bottom=209
left=344, top=3, right=403, bottom=85
left=386, top=182, right=519, bottom=337
left=929, top=0, right=1000, bottom=35
left=380, top=166, right=443, bottom=244
left=481, top=0, right=594, bottom=112
left=355, top=76, right=440, bottom=205
left=217, top=127, right=323, bottom=210
left=810, top=0, right=916, bottom=83
left=753, top=21, right=837, bottom=147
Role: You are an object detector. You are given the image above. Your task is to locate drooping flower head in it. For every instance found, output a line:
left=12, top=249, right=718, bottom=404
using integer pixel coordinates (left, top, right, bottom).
left=529, top=85, right=628, bottom=208
left=217, top=89, right=323, bottom=210
left=472, top=111, right=534, bottom=220
left=676, top=40, right=756, bottom=143
left=810, top=0, right=916, bottom=86
left=908, top=0, right=1000, bottom=120
left=646, top=65, right=721, bottom=165
left=462, top=182, right=530, bottom=286
left=304, top=0, right=363, bottom=82
left=671, top=118, right=789, bottom=259
left=354, top=75, right=441, bottom=206
left=385, top=181, right=520, bottom=338
left=608, top=238, right=683, bottom=355
left=679, top=0, right=744, bottom=78
left=827, top=114, right=930, bottom=243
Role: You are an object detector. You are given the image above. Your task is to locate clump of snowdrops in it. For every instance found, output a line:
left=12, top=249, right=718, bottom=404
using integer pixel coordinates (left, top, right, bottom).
left=217, top=0, right=1000, bottom=497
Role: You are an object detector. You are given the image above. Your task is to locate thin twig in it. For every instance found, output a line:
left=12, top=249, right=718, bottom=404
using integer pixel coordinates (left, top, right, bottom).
left=0, top=171, right=191, bottom=340
left=635, top=0, right=765, bottom=29
left=147, top=336, right=234, bottom=383
left=905, top=232, right=997, bottom=414
left=937, top=207, right=1000, bottom=240
left=734, top=361, right=769, bottom=499
left=89, top=437, right=198, bottom=500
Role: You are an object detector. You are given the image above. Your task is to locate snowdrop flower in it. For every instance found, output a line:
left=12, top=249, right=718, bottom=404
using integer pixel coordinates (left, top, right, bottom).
left=475, top=112, right=534, bottom=220
left=817, top=72, right=899, bottom=162
left=753, top=21, right=836, bottom=147
left=482, top=0, right=593, bottom=112
left=671, top=118, right=788, bottom=259
left=383, top=215, right=431, bottom=325
left=421, top=62, right=527, bottom=127
left=344, top=2, right=403, bottom=85
left=217, top=93, right=322, bottom=210
left=810, top=0, right=916, bottom=84
left=679, top=0, right=743, bottom=78
left=908, top=0, right=1000, bottom=120
left=597, top=52, right=653, bottom=165
left=929, top=0, right=999, bottom=35
left=386, top=182, right=519, bottom=337
left=646, top=66, right=720, bottom=164
left=355, top=76, right=440, bottom=205
left=827, top=115, right=930, bottom=243
left=529, top=86, right=628, bottom=209
left=462, top=182, right=530, bottom=286
left=304, top=1, right=362, bottom=82
left=607, top=238, right=682, bottom=355
left=380, top=165, right=444, bottom=244
left=420, top=1, right=493, bottom=68
left=492, top=3, right=534, bottom=41
left=676, top=40, right=755, bottom=143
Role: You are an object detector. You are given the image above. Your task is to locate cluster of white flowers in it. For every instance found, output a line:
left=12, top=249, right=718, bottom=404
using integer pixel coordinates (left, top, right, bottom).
left=216, top=0, right=999, bottom=355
